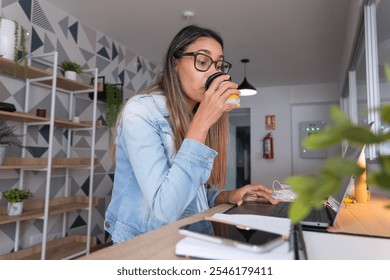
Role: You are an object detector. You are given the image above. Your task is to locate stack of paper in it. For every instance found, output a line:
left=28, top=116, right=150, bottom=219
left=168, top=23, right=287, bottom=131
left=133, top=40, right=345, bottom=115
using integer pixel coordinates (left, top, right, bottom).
left=175, top=214, right=294, bottom=260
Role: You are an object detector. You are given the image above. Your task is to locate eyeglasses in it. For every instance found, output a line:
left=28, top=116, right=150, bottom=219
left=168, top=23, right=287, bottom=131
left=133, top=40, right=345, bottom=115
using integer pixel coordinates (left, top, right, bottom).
left=181, top=52, right=232, bottom=73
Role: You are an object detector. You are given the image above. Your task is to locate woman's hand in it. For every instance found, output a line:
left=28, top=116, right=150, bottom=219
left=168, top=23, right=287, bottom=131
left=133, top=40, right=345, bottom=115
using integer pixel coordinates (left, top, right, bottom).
left=186, top=75, right=240, bottom=144
left=215, top=184, right=279, bottom=206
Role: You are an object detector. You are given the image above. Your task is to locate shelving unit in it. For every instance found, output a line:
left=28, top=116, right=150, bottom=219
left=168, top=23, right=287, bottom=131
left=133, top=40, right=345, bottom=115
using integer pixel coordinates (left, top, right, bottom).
left=0, top=53, right=99, bottom=259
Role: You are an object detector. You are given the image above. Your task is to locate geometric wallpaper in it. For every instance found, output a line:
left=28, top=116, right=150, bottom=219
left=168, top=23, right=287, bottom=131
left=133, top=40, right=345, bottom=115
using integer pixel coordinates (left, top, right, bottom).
left=0, top=0, right=160, bottom=257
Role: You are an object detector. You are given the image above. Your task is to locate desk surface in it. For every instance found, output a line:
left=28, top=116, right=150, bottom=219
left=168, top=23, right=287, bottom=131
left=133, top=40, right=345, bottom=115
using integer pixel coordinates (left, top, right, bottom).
left=80, top=192, right=389, bottom=260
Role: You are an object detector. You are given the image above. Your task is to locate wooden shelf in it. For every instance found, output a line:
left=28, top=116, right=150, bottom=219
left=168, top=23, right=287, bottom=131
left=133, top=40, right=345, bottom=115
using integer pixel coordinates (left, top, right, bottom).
left=0, top=196, right=99, bottom=225
left=0, top=56, right=93, bottom=92
left=0, top=110, right=102, bottom=128
left=0, top=157, right=100, bottom=170
left=0, top=235, right=97, bottom=260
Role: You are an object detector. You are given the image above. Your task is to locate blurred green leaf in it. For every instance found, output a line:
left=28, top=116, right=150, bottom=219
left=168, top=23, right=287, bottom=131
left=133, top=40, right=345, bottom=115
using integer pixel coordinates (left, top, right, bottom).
left=323, top=158, right=364, bottom=177
left=312, top=176, right=339, bottom=201
left=343, top=126, right=382, bottom=144
left=366, top=155, right=390, bottom=188
left=330, top=105, right=351, bottom=126
left=384, top=64, right=390, bottom=86
left=367, top=172, right=390, bottom=188
left=303, top=127, right=341, bottom=149
left=288, top=199, right=312, bottom=224
left=380, top=104, right=390, bottom=122
left=379, top=155, right=390, bottom=173
left=285, top=175, right=317, bottom=200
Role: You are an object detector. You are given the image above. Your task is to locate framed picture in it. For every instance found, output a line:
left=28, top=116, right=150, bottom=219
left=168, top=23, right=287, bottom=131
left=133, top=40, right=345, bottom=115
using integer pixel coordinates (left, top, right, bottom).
left=265, top=115, right=275, bottom=130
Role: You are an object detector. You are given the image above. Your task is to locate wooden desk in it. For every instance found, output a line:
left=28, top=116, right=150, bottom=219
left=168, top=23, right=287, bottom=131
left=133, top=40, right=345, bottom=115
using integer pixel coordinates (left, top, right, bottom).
left=328, top=191, right=390, bottom=237
left=80, top=204, right=234, bottom=260
left=80, top=192, right=389, bottom=260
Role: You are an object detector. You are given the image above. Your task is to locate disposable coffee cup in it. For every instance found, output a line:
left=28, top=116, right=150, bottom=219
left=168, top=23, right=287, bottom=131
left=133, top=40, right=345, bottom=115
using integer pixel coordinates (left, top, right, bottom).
left=205, top=72, right=239, bottom=104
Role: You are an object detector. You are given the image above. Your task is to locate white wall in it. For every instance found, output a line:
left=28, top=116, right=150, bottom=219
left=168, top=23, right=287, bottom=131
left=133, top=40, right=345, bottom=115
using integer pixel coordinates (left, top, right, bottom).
left=239, top=82, right=340, bottom=187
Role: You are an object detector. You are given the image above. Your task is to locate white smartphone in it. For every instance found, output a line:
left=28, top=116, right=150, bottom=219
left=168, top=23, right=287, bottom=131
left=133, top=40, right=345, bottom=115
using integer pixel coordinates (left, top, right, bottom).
left=178, top=219, right=286, bottom=253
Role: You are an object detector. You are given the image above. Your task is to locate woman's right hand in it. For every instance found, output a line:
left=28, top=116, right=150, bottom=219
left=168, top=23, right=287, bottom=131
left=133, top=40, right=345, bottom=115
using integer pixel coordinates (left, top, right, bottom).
left=215, top=184, right=279, bottom=206
left=186, top=75, right=240, bottom=143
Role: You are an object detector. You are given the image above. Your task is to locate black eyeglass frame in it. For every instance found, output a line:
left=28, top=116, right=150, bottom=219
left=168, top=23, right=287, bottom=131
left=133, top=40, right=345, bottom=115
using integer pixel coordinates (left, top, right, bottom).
left=181, top=52, right=232, bottom=73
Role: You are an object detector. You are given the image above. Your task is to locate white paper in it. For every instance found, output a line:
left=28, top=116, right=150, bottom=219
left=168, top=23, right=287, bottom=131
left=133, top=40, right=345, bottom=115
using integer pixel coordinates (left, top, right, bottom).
left=175, top=236, right=294, bottom=260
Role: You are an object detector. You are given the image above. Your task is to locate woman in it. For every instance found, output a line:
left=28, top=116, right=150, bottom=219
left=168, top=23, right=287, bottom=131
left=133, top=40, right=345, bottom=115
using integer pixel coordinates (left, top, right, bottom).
left=105, top=25, right=278, bottom=244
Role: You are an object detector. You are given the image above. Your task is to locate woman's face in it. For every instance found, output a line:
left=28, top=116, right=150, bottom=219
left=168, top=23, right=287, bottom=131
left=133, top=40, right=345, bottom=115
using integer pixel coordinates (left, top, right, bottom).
left=175, top=37, right=224, bottom=110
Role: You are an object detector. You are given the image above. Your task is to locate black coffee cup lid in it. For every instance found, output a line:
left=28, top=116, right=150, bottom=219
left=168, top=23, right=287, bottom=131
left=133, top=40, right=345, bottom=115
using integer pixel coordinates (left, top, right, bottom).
left=205, top=72, right=230, bottom=90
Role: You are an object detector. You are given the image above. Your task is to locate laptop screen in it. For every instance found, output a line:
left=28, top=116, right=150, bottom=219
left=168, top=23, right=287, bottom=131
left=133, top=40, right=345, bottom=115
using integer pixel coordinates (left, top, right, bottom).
left=327, top=121, right=373, bottom=213
left=327, top=144, right=366, bottom=214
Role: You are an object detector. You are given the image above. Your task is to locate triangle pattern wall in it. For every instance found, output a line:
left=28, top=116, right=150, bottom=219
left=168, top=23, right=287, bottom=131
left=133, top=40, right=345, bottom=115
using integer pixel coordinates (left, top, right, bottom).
left=0, top=0, right=161, bottom=255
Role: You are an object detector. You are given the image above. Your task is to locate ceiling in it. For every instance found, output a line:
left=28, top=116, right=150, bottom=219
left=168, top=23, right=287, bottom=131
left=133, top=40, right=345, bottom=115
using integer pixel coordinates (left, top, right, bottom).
left=44, top=0, right=353, bottom=89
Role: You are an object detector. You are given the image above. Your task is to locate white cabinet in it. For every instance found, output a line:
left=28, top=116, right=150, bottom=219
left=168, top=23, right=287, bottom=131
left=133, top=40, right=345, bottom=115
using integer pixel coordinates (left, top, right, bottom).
left=0, top=52, right=99, bottom=259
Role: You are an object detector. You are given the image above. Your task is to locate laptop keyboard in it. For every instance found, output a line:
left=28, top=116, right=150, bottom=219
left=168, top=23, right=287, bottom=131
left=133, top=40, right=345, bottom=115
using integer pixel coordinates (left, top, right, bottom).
left=273, top=202, right=289, bottom=217
left=305, top=208, right=327, bottom=222
left=277, top=202, right=329, bottom=223
left=226, top=201, right=330, bottom=224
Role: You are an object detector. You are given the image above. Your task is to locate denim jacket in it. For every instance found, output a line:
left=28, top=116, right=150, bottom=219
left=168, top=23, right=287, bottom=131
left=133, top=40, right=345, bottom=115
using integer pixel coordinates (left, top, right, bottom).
left=104, top=92, right=220, bottom=243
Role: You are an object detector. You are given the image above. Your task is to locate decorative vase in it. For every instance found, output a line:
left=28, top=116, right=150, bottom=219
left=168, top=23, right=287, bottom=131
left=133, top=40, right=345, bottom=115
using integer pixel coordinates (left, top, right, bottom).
left=0, top=144, right=7, bottom=165
left=0, top=18, right=17, bottom=60
left=64, top=70, right=77, bottom=80
left=7, top=201, right=24, bottom=216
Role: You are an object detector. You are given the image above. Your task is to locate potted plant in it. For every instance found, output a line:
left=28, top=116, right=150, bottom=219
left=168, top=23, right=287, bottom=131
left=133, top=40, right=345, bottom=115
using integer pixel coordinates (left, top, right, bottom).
left=0, top=124, right=21, bottom=165
left=59, top=60, right=83, bottom=80
left=89, top=76, right=106, bottom=101
left=105, top=83, right=123, bottom=126
left=0, top=17, right=29, bottom=77
left=2, top=188, right=33, bottom=216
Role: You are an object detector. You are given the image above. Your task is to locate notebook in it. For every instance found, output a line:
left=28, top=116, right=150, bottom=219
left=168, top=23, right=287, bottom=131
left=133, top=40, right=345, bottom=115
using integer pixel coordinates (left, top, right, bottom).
left=226, top=143, right=366, bottom=230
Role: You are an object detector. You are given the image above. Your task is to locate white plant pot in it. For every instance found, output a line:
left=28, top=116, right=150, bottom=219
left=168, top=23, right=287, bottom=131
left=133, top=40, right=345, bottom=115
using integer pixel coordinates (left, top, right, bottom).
left=64, top=70, right=77, bottom=80
left=0, top=144, right=7, bottom=165
left=0, top=18, right=19, bottom=60
left=7, top=201, right=24, bottom=216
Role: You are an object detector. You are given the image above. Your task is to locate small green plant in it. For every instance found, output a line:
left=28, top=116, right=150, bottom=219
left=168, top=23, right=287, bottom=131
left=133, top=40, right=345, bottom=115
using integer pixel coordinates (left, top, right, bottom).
left=0, top=17, right=29, bottom=77
left=105, top=83, right=123, bottom=126
left=0, top=124, right=21, bottom=146
left=2, top=188, right=33, bottom=203
left=60, top=60, right=83, bottom=74
left=13, top=20, right=28, bottom=77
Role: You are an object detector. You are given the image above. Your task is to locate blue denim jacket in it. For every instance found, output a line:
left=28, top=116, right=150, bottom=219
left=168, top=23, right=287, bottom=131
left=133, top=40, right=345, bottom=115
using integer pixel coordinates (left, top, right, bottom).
left=104, top=92, right=220, bottom=243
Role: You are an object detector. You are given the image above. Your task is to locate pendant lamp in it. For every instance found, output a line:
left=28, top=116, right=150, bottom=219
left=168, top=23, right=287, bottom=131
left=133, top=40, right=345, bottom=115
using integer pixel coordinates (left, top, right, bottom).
left=238, top=58, right=257, bottom=96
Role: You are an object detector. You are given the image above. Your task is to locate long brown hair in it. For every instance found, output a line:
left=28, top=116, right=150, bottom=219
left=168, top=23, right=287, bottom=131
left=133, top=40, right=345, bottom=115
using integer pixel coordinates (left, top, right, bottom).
left=113, top=25, right=229, bottom=189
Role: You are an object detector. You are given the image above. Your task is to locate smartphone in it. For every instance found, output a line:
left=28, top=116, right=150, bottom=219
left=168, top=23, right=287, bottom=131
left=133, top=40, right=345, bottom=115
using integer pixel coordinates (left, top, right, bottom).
left=178, top=219, right=286, bottom=253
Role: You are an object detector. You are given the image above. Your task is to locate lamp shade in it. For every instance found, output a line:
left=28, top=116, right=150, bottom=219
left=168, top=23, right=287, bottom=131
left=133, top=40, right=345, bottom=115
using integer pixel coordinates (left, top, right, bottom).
left=238, top=77, right=257, bottom=96
left=237, top=58, right=257, bottom=96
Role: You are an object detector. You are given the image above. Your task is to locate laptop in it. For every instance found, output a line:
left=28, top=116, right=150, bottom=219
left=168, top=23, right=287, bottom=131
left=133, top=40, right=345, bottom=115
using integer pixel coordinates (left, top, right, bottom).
left=225, top=143, right=366, bottom=230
